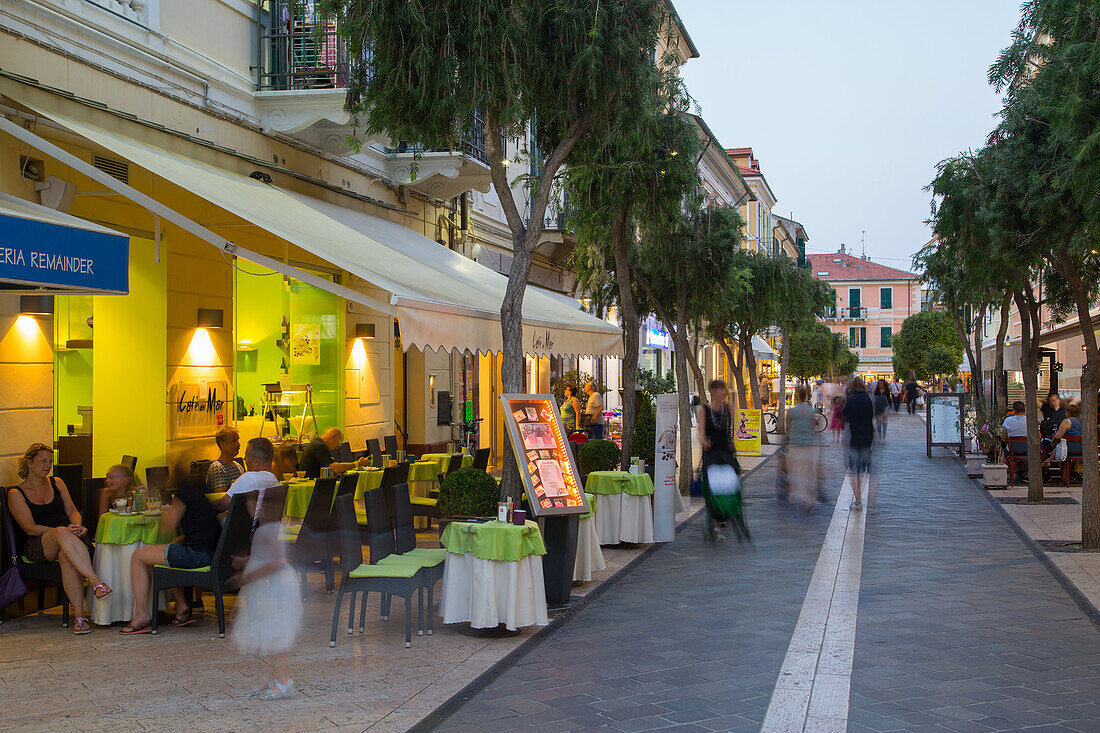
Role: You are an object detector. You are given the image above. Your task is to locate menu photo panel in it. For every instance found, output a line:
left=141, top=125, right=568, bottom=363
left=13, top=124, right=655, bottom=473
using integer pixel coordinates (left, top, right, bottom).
left=500, top=394, right=590, bottom=517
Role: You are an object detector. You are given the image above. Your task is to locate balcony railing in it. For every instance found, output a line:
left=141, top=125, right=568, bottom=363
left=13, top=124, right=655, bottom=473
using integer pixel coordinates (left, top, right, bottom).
left=258, top=1, right=350, bottom=91
left=822, top=306, right=868, bottom=320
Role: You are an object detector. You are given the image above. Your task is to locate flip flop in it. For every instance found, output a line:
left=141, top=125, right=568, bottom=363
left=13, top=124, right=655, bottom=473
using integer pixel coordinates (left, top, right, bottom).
left=119, top=621, right=153, bottom=635
left=170, top=612, right=196, bottom=628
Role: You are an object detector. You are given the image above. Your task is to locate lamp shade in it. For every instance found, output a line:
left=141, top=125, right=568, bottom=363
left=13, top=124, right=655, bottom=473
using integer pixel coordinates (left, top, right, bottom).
left=355, top=323, right=376, bottom=340
left=20, top=295, right=54, bottom=316
left=197, top=308, right=224, bottom=329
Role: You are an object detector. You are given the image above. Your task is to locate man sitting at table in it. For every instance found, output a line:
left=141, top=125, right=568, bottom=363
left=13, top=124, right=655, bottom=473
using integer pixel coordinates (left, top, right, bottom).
left=120, top=472, right=222, bottom=634
left=212, top=437, right=279, bottom=516
left=301, top=427, right=367, bottom=478
left=205, top=427, right=244, bottom=493
left=1001, top=401, right=1029, bottom=440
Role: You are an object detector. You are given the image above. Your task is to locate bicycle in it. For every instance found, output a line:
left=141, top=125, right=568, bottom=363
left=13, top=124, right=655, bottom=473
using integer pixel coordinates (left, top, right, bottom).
left=764, top=404, right=828, bottom=434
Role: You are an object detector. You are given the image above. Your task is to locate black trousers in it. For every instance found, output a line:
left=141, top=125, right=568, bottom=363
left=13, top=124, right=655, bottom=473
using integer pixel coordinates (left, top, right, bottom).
left=892, top=395, right=901, bottom=412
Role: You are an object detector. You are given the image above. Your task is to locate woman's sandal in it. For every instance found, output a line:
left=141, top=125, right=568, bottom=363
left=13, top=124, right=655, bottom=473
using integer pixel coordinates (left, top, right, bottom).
left=260, top=679, right=296, bottom=700
left=119, top=620, right=153, bottom=635
left=92, top=581, right=113, bottom=600
left=170, top=609, right=196, bottom=628
left=72, top=617, right=92, bottom=635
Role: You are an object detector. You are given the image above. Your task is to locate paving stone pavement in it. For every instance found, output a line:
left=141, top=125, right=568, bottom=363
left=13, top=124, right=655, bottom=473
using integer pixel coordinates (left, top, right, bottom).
left=427, top=414, right=1100, bottom=732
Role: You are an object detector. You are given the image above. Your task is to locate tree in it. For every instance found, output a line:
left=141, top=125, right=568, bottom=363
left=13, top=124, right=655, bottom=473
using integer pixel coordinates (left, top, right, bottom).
left=326, top=0, right=668, bottom=498
left=891, top=311, right=964, bottom=382
left=787, top=322, right=837, bottom=383
left=830, top=335, right=860, bottom=378
left=567, top=71, right=701, bottom=470
left=636, top=201, right=748, bottom=494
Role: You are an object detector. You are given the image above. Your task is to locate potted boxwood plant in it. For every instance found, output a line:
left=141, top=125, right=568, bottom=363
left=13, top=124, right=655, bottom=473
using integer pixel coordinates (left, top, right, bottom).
left=438, top=468, right=500, bottom=530
left=578, top=439, right=621, bottom=485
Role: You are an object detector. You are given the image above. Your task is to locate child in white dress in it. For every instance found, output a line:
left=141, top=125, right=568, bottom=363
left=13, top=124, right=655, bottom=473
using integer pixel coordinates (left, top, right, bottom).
left=229, top=487, right=302, bottom=700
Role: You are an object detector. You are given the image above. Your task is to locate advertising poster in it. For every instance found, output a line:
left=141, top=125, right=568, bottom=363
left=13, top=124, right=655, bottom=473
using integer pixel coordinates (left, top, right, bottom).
left=291, top=322, right=321, bottom=365
left=654, top=393, right=679, bottom=543
left=499, top=394, right=589, bottom=517
left=733, top=408, right=762, bottom=456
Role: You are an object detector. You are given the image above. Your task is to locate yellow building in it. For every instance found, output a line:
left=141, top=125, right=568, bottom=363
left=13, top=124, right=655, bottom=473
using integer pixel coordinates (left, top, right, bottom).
left=0, top=0, right=620, bottom=484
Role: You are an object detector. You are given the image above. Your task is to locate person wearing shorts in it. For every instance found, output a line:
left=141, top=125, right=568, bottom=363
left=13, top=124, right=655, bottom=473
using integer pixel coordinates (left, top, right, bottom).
left=121, top=478, right=221, bottom=634
left=842, top=377, right=876, bottom=512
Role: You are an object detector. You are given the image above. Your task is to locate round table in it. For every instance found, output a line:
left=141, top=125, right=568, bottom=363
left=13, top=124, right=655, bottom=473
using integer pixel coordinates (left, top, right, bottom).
left=88, top=511, right=175, bottom=625
left=439, top=520, right=549, bottom=630
left=417, top=452, right=474, bottom=478
left=585, top=471, right=655, bottom=545
left=283, top=470, right=386, bottom=519
left=574, top=492, right=606, bottom=582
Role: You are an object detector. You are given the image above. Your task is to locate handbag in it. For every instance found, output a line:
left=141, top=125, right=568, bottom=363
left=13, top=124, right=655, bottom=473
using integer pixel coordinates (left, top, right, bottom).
left=1053, top=439, right=1068, bottom=463
left=0, top=566, right=29, bottom=609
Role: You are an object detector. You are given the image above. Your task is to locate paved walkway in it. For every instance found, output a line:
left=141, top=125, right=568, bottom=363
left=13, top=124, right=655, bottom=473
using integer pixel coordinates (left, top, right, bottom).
left=427, top=414, right=1100, bottom=732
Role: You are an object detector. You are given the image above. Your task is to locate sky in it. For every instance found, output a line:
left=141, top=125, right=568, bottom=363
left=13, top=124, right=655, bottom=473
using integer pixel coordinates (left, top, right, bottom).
left=676, top=0, right=1023, bottom=271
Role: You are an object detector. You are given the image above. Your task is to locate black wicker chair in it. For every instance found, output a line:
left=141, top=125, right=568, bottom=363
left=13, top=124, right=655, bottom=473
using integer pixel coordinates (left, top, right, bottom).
left=150, top=492, right=253, bottom=637
left=330, top=493, right=425, bottom=647
left=335, top=442, right=353, bottom=463
left=145, top=466, right=171, bottom=504
left=388, top=484, right=444, bottom=636
left=81, top=477, right=106, bottom=537
left=52, top=464, right=83, bottom=501
left=472, top=447, right=491, bottom=472
left=366, top=438, right=384, bottom=468
left=383, top=434, right=400, bottom=458
left=120, top=455, right=138, bottom=473
left=2, top=489, right=70, bottom=627
left=291, top=477, right=339, bottom=599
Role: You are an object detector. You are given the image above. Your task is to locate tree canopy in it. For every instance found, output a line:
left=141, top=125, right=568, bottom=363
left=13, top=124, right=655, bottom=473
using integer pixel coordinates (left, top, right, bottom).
left=891, top=311, right=964, bottom=381
left=787, top=322, right=837, bottom=383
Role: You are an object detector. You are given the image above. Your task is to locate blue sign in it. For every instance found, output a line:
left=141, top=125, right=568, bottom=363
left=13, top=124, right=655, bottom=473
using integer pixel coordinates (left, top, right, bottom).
left=645, top=327, right=671, bottom=349
left=0, top=212, right=129, bottom=293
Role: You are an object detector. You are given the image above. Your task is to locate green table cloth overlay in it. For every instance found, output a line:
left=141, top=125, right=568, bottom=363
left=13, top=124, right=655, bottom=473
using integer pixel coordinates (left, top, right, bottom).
left=585, top=471, right=655, bottom=496
left=349, top=468, right=384, bottom=500
left=408, top=460, right=441, bottom=483
left=95, top=512, right=175, bottom=545
left=284, top=479, right=317, bottom=518
left=418, top=452, right=474, bottom=478
left=580, top=492, right=598, bottom=520
left=440, top=520, right=546, bottom=562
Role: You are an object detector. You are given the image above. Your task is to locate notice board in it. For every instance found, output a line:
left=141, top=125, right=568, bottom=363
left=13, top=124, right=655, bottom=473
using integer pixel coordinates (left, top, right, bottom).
left=500, top=394, right=589, bottom=517
left=926, top=392, right=965, bottom=458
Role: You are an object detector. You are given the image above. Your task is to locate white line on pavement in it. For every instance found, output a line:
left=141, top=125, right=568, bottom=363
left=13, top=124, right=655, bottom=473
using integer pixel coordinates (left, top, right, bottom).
left=761, top=475, right=867, bottom=733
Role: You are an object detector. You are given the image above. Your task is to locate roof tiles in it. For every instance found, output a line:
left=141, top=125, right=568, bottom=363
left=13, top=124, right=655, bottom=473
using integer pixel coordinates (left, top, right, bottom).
left=807, top=252, right=916, bottom=281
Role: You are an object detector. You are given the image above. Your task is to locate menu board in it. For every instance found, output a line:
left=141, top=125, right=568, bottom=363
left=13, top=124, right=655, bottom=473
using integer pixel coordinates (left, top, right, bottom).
left=500, top=394, right=590, bottom=517
left=929, top=396, right=961, bottom=444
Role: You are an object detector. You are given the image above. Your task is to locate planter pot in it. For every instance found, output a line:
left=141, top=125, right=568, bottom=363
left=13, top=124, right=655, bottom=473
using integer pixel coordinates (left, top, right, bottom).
left=965, top=454, right=986, bottom=477
left=982, top=463, right=1008, bottom=488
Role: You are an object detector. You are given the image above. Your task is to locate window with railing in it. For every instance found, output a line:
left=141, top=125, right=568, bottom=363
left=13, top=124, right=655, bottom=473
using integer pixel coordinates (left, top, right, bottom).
left=258, top=0, right=350, bottom=91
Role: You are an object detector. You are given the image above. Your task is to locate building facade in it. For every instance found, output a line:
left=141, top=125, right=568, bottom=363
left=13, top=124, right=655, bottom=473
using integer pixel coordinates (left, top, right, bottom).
left=808, top=250, right=920, bottom=382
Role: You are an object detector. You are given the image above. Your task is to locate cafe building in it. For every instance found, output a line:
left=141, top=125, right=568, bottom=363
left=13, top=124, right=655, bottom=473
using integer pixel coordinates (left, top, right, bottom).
left=0, top=56, right=620, bottom=485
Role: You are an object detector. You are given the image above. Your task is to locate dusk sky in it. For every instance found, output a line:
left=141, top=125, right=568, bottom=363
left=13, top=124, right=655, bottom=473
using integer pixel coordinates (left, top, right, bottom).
left=676, top=1, right=1022, bottom=270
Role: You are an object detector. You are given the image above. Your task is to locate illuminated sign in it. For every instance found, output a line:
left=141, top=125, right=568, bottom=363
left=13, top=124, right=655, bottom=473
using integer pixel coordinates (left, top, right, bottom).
left=645, top=328, right=671, bottom=349
left=499, top=394, right=589, bottom=517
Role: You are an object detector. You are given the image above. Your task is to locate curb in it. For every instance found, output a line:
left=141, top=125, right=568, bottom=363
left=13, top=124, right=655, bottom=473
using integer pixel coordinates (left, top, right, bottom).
left=410, top=450, right=780, bottom=732
left=971, top=474, right=1100, bottom=628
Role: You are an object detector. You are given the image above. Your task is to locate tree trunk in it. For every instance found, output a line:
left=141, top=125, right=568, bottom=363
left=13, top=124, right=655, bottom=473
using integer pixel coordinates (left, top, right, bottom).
left=972, top=307, right=984, bottom=412
left=777, top=332, right=790, bottom=434
left=1014, top=289, right=1043, bottom=503
left=684, top=326, right=707, bottom=404
left=743, top=333, right=769, bottom=445
left=952, top=307, right=980, bottom=411
left=672, top=323, right=693, bottom=498
left=1050, top=255, right=1100, bottom=548
left=610, top=207, right=638, bottom=471
left=995, top=294, right=1011, bottom=411
left=728, top=341, right=748, bottom=409
left=499, top=236, right=535, bottom=500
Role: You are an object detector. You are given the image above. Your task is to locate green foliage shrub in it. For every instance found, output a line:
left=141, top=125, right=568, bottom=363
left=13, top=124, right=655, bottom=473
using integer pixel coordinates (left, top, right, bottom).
left=438, top=467, right=500, bottom=518
left=578, top=439, right=621, bottom=474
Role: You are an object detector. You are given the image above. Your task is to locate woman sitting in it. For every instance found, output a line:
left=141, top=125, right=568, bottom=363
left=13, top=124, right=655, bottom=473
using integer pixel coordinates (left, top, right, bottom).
left=6, top=443, right=112, bottom=635
left=98, top=464, right=143, bottom=516
left=1048, top=403, right=1083, bottom=472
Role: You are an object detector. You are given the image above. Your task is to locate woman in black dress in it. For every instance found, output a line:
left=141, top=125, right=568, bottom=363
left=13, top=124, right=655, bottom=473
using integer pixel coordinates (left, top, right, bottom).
left=696, top=379, right=740, bottom=476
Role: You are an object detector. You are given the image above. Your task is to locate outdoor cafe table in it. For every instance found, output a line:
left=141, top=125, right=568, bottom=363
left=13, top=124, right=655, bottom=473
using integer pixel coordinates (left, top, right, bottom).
left=585, top=471, right=655, bottom=545
left=439, top=519, right=549, bottom=630
left=283, top=469, right=384, bottom=519
left=574, top=492, right=606, bottom=582
left=88, top=511, right=175, bottom=625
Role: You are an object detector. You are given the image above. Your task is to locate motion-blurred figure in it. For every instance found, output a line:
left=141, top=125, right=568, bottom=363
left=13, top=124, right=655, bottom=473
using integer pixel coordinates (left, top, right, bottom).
left=785, top=384, right=820, bottom=510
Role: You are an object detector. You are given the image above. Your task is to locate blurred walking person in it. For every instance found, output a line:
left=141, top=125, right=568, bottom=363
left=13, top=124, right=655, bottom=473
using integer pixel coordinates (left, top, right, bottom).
left=889, top=376, right=902, bottom=413
left=829, top=396, right=845, bottom=444
left=785, top=384, right=820, bottom=509
left=873, top=379, right=891, bottom=441
left=842, top=378, right=876, bottom=512
left=229, top=486, right=301, bottom=700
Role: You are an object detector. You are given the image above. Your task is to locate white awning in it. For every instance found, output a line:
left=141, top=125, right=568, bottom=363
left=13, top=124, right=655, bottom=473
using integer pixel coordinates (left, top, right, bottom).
left=752, top=335, right=778, bottom=361
left=8, top=95, right=622, bottom=358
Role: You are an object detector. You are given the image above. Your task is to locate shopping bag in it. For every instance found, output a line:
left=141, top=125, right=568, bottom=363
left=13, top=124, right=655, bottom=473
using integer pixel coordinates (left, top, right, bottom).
left=707, top=464, right=741, bottom=496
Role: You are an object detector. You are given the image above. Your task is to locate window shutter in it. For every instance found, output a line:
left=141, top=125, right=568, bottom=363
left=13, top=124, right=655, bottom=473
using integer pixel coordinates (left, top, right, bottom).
left=880, top=288, right=892, bottom=309
left=860, top=328, right=867, bottom=348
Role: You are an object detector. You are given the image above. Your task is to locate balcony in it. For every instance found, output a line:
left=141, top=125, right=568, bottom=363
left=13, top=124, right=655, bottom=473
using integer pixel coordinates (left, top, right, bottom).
left=822, top=306, right=868, bottom=321
left=384, top=132, right=492, bottom=201
left=533, top=209, right=576, bottom=266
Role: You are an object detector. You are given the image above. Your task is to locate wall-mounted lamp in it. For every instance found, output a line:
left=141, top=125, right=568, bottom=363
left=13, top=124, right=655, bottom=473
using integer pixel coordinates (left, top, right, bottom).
left=197, top=308, right=224, bottom=329
left=355, top=323, right=376, bottom=340
left=20, top=295, right=54, bottom=317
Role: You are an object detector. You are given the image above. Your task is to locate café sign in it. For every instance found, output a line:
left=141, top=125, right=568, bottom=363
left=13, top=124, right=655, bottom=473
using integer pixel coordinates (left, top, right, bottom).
left=169, top=381, right=228, bottom=438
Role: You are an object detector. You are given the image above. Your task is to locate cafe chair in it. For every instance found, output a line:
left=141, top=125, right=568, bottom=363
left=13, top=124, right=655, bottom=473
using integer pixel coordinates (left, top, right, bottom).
left=1, top=494, right=70, bottom=627
left=335, top=473, right=358, bottom=499
left=1062, top=435, right=1084, bottom=486
left=290, top=477, right=339, bottom=599
left=366, top=438, right=384, bottom=468
left=330, top=493, right=425, bottom=648
left=120, top=455, right=138, bottom=474
left=384, top=434, right=400, bottom=459
left=52, top=464, right=83, bottom=500
left=150, top=492, right=253, bottom=637
left=335, top=441, right=353, bottom=463
left=189, top=459, right=212, bottom=481
left=1005, top=437, right=1029, bottom=485
left=81, top=477, right=107, bottom=537
left=386, top=484, right=445, bottom=636
left=472, top=447, right=491, bottom=472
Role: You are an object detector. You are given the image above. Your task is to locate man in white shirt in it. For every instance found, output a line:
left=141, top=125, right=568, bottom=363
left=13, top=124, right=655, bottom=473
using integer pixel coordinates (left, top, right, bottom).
left=1001, top=401, right=1030, bottom=439
left=584, top=381, right=606, bottom=440
left=212, top=437, right=280, bottom=516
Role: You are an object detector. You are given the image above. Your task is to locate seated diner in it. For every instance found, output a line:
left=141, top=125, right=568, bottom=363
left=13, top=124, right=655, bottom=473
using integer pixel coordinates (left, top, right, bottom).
left=301, top=427, right=367, bottom=478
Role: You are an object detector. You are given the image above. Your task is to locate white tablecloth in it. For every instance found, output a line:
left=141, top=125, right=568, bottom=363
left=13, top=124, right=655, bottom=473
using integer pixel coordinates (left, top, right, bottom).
left=594, top=492, right=654, bottom=545
left=439, top=552, right=549, bottom=630
left=573, top=515, right=606, bottom=582
left=87, top=542, right=168, bottom=625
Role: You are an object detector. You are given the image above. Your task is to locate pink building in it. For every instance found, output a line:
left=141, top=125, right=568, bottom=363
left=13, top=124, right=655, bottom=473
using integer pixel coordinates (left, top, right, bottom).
left=807, top=251, right=920, bottom=381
